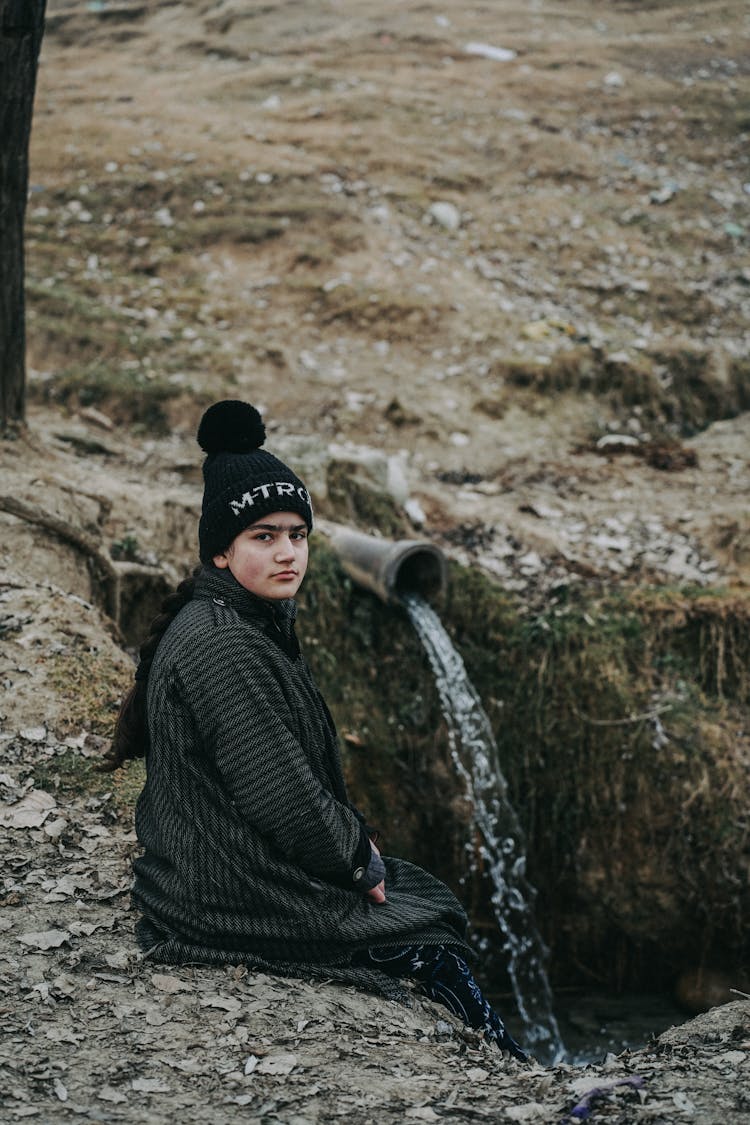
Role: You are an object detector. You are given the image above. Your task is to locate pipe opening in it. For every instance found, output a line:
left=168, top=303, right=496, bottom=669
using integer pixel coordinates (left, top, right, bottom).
left=319, top=521, right=448, bottom=605
left=390, top=547, right=445, bottom=602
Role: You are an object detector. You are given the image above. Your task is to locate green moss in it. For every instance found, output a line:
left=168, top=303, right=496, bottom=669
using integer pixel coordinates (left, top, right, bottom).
left=479, top=344, right=747, bottom=436
left=47, top=648, right=131, bottom=738
left=35, top=647, right=140, bottom=815
left=38, top=363, right=177, bottom=433
left=321, top=462, right=412, bottom=537
left=314, top=281, right=441, bottom=336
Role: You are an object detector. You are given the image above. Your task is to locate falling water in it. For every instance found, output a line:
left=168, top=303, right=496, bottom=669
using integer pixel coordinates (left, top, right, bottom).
left=402, top=592, right=565, bottom=1063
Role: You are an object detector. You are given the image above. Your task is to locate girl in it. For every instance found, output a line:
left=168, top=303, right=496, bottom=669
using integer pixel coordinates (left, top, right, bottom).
left=107, top=399, right=527, bottom=1061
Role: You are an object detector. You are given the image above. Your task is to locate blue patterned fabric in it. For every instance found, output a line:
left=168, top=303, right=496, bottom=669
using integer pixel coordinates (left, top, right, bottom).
left=355, top=944, right=528, bottom=1061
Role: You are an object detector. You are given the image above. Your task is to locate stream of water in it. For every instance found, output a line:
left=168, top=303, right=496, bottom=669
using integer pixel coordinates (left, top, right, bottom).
left=402, top=592, right=566, bottom=1063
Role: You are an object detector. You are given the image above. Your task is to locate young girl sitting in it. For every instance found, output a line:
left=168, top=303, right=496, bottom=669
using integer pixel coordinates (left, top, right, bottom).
left=107, top=399, right=527, bottom=1061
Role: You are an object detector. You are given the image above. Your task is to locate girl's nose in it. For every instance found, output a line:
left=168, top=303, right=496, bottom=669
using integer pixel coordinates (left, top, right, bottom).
left=275, top=535, right=295, bottom=559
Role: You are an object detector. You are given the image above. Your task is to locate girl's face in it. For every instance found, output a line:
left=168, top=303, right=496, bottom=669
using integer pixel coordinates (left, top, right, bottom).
left=213, top=511, right=309, bottom=600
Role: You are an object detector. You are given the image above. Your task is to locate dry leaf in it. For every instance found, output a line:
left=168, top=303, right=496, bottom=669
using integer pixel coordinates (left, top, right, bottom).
left=68, top=921, right=99, bottom=937
left=43, top=817, right=68, bottom=839
left=405, top=1109, right=440, bottom=1122
left=506, top=1103, right=547, bottom=1122
left=45, top=1026, right=83, bottom=1044
left=50, top=974, right=77, bottom=997
left=98, top=1085, right=128, bottom=1104
left=0, top=789, right=56, bottom=829
left=256, top=1052, right=297, bottom=1076
left=145, top=1010, right=173, bottom=1027
left=104, top=950, right=131, bottom=970
left=18, top=929, right=71, bottom=950
left=199, top=994, right=242, bottom=1012
left=53, top=1078, right=68, bottom=1102
left=465, top=1067, right=489, bottom=1082
left=151, top=973, right=190, bottom=993
left=131, top=1077, right=172, bottom=1093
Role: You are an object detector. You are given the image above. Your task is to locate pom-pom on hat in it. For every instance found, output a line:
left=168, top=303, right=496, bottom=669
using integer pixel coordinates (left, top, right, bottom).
left=197, top=400, right=313, bottom=563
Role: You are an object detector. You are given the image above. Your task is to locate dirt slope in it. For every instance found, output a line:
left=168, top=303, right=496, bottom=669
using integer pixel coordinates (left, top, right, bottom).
left=26, top=0, right=750, bottom=595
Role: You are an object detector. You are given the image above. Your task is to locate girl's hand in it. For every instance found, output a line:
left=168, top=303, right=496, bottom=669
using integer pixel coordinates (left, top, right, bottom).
left=367, top=880, right=386, bottom=904
left=366, top=840, right=385, bottom=902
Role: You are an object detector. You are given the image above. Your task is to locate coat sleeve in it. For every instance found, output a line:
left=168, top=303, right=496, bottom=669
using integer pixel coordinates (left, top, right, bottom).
left=198, top=635, right=372, bottom=889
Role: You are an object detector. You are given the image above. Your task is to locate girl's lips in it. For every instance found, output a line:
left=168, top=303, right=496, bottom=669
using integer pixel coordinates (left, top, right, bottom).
left=273, top=571, right=297, bottom=579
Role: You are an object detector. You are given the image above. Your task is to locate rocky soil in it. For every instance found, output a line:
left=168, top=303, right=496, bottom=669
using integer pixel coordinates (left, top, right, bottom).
left=2, top=0, right=750, bottom=1120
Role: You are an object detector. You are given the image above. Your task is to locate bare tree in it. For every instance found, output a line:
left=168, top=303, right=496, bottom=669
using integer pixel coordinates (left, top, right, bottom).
left=0, top=0, right=47, bottom=436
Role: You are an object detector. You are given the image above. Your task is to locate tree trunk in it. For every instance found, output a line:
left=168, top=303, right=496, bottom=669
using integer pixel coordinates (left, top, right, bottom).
left=0, top=0, right=47, bottom=437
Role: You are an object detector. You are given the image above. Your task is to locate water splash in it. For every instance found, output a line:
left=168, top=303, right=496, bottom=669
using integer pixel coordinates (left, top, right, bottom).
left=402, top=592, right=565, bottom=1063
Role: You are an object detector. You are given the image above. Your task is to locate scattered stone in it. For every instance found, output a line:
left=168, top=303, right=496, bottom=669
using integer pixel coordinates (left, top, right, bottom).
left=426, top=201, right=461, bottom=231
left=464, top=42, right=517, bottom=62
left=596, top=433, right=641, bottom=451
left=19, top=726, right=47, bottom=743
left=79, top=407, right=114, bottom=432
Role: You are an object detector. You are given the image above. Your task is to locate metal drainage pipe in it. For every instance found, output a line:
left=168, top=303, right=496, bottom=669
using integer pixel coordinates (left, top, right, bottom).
left=318, top=520, right=447, bottom=605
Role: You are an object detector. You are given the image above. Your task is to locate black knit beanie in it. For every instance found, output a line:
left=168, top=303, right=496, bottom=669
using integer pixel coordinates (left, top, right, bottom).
left=197, top=400, right=313, bottom=563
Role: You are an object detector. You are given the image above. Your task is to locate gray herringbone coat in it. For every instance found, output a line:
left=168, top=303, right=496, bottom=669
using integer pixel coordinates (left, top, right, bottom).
left=132, top=567, right=468, bottom=997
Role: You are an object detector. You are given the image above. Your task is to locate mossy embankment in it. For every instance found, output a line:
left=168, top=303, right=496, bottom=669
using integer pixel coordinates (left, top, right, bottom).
left=298, top=540, right=750, bottom=995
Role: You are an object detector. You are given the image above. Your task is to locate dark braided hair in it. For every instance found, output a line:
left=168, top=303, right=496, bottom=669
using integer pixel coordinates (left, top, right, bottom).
left=101, top=566, right=202, bottom=771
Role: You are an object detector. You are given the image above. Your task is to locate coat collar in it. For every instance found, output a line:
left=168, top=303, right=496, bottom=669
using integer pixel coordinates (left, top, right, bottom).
left=193, top=566, right=298, bottom=637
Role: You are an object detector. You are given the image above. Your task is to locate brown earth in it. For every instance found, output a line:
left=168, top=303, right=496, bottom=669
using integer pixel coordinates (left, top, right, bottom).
left=2, top=0, right=750, bottom=1120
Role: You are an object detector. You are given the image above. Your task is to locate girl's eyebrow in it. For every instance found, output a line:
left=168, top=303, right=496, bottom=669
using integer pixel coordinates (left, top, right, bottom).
left=248, top=522, right=307, bottom=532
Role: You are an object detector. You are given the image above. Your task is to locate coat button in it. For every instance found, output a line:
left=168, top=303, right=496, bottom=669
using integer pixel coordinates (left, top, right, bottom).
left=352, top=867, right=365, bottom=883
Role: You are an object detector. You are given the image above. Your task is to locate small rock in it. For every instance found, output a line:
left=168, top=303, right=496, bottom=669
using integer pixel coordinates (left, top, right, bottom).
left=650, top=185, right=678, bottom=205
left=404, top=497, right=426, bottom=526
left=79, top=406, right=114, bottom=431
left=464, top=42, right=517, bottom=62
left=20, top=726, right=47, bottom=743
left=596, top=433, right=640, bottom=450
left=427, top=201, right=461, bottom=231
